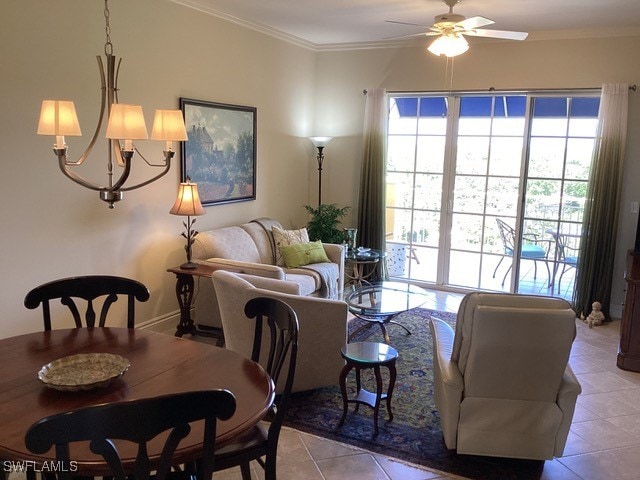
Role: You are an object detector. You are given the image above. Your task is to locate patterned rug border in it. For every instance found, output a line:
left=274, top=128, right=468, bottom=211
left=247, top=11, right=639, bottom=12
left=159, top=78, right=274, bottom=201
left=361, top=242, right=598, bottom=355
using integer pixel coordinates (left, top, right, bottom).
left=283, top=307, right=546, bottom=480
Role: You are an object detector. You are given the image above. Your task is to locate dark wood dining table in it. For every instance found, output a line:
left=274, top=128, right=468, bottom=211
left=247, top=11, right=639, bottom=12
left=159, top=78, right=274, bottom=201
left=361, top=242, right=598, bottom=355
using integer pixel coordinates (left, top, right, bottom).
left=0, top=327, right=274, bottom=476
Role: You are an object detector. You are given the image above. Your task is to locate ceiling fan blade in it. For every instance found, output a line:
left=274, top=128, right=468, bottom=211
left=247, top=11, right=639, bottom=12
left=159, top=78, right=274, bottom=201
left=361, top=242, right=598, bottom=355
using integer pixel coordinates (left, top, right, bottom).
left=464, top=28, right=529, bottom=40
left=456, top=16, right=494, bottom=30
left=385, top=20, right=430, bottom=28
left=383, top=32, right=429, bottom=40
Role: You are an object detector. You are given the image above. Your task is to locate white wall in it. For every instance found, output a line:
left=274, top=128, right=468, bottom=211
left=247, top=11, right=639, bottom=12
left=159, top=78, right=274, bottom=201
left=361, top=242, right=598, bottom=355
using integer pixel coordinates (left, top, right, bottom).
left=2, top=2, right=638, bottom=338
left=314, top=36, right=640, bottom=317
left=0, top=0, right=318, bottom=337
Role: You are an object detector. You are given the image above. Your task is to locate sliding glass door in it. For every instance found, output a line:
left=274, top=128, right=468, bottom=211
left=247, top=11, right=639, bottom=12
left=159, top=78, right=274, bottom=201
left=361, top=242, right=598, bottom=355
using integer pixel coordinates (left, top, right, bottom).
left=385, top=92, right=599, bottom=299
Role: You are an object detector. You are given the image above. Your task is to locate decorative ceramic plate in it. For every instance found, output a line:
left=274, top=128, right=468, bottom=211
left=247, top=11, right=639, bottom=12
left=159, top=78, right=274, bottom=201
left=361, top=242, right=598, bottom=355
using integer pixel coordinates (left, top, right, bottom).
left=38, top=353, right=130, bottom=391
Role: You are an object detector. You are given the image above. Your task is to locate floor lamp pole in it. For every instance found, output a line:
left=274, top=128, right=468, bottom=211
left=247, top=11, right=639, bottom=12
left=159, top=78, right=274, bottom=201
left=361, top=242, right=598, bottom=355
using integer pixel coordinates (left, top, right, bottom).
left=308, top=136, right=332, bottom=207
left=316, top=146, right=324, bottom=206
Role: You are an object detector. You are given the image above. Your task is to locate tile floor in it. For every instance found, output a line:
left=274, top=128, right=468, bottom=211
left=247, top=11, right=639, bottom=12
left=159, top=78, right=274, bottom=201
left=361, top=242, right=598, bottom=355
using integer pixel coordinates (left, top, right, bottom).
left=199, top=289, right=640, bottom=480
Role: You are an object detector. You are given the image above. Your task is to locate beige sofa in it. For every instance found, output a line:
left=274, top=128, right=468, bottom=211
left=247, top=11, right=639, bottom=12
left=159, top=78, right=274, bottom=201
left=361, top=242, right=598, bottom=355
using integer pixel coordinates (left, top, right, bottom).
left=429, top=292, right=581, bottom=460
left=192, top=218, right=345, bottom=329
left=212, top=270, right=348, bottom=392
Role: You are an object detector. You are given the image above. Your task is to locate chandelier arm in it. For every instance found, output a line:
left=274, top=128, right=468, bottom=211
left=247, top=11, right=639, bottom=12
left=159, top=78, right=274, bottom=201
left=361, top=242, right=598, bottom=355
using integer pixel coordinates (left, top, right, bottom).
left=59, top=56, right=108, bottom=167
left=112, top=57, right=127, bottom=168
left=119, top=157, right=172, bottom=192
left=133, top=147, right=174, bottom=167
left=109, top=152, right=134, bottom=191
left=57, top=156, right=104, bottom=192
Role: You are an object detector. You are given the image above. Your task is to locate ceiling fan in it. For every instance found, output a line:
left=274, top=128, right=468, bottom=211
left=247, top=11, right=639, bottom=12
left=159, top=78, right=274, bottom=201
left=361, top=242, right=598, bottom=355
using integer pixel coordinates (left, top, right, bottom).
left=386, top=0, right=528, bottom=57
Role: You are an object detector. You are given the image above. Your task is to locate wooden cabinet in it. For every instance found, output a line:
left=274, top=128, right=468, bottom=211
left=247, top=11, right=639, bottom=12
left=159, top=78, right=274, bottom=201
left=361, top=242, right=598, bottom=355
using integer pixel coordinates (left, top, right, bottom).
left=617, top=250, right=640, bottom=372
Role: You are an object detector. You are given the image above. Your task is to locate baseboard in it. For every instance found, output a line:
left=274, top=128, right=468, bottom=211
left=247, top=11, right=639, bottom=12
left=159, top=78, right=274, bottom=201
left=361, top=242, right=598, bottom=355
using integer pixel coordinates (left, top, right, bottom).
left=138, top=310, right=180, bottom=333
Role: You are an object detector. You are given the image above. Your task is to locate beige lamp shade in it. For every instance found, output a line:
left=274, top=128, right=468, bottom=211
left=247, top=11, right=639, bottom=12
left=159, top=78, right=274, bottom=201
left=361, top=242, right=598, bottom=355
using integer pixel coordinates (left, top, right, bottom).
left=428, top=34, right=469, bottom=57
left=151, top=110, right=188, bottom=141
left=309, top=136, right=333, bottom=148
left=105, top=104, right=149, bottom=140
left=170, top=180, right=205, bottom=216
left=37, top=100, right=82, bottom=136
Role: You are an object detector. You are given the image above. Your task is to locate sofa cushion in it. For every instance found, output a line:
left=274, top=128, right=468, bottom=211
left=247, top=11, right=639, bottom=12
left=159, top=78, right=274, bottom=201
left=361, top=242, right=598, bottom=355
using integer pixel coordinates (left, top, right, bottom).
left=241, top=221, right=281, bottom=264
left=196, top=227, right=262, bottom=263
left=279, top=241, right=329, bottom=268
left=272, top=226, right=309, bottom=266
left=283, top=272, right=318, bottom=296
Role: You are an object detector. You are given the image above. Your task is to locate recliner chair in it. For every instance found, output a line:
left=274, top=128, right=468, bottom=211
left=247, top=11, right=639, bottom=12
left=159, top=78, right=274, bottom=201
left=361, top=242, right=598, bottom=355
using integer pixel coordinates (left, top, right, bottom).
left=429, top=292, right=581, bottom=460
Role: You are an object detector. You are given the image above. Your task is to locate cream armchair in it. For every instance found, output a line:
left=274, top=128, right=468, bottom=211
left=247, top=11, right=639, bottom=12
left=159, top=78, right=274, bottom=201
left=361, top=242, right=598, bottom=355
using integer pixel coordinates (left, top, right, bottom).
left=429, top=292, right=581, bottom=460
left=212, top=270, right=348, bottom=393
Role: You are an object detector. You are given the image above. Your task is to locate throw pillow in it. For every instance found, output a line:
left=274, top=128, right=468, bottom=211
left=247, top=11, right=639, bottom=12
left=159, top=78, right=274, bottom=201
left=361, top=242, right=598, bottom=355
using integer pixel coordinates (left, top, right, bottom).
left=279, top=241, right=329, bottom=269
left=272, top=226, right=309, bottom=266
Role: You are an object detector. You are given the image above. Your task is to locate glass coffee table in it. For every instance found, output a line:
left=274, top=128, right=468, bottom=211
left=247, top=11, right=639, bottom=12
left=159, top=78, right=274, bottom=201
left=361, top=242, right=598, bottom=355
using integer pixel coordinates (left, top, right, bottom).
left=347, top=281, right=428, bottom=344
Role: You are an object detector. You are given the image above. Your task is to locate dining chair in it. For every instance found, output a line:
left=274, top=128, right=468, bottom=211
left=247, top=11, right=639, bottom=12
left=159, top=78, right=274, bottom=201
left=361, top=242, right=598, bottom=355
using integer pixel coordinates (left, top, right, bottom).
left=213, top=296, right=299, bottom=480
left=24, top=275, right=150, bottom=330
left=24, top=390, right=236, bottom=480
left=548, top=230, right=579, bottom=294
left=493, top=218, right=550, bottom=286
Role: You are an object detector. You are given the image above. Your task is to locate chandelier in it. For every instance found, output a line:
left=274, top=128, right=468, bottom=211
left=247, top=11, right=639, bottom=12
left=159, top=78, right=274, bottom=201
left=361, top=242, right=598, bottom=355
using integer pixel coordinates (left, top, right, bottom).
left=36, top=0, right=187, bottom=208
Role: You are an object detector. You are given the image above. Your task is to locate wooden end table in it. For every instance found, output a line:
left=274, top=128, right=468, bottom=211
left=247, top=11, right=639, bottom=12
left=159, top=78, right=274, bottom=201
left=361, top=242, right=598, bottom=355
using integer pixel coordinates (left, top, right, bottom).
left=167, top=263, right=222, bottom=337
left=344, top=249, right=386, bottom=291
left=338, top=341, right=398, bottom=436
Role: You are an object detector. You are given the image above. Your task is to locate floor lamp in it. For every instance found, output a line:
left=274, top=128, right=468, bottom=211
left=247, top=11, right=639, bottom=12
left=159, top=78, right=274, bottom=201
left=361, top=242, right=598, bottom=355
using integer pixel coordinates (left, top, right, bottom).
left=309, top=136, right=333, bottom=206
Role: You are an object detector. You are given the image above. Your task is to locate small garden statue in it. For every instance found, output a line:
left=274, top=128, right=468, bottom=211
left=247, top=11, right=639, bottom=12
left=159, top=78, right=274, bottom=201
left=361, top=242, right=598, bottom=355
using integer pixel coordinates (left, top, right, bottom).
left=586, top=301, right=605, bottom=328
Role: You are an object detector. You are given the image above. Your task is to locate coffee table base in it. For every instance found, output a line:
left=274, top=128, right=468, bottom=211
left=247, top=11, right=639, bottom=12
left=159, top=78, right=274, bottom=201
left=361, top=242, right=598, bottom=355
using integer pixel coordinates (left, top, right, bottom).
left=348, top=313, right=412, bottom=344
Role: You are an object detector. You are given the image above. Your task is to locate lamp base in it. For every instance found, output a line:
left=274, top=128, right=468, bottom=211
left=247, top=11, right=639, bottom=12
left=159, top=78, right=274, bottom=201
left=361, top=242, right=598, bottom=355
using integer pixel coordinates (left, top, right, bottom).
left=179, top=261, right=199, bottom=270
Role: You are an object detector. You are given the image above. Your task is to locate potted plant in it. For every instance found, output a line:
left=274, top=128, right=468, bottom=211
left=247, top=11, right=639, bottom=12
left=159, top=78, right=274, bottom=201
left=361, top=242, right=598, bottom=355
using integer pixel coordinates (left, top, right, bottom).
left=304, top=204, right=350, bottom=243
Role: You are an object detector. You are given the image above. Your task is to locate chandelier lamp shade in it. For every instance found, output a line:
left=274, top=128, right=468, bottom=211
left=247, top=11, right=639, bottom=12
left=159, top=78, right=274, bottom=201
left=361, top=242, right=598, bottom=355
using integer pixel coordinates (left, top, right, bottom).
left=170, top=178, right=206, bottom=270
left=427, top=33, right=469, bottom=57
left=308, top=136, right=333, bottom=206
left=36, top=0, right=188, bottom=208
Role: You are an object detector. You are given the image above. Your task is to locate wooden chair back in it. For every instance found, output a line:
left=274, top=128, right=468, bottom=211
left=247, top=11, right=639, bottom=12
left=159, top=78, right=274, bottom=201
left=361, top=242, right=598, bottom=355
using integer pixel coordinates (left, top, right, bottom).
left=245, top=297, right=299, bottom=427
left=24, top=390, right=236, bottom=480
left=24, top=275, right=150, bottom=330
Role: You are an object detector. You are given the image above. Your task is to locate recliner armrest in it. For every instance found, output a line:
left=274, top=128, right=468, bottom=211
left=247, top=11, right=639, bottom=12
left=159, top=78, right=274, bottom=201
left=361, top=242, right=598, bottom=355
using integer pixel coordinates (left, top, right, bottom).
left=558, top=365, right=582, bottom=400
left=554, top=364, right=582, bottom=456
left=430, top=318, right=463, bottom=390
left=430, top=317, right=463, bottom=450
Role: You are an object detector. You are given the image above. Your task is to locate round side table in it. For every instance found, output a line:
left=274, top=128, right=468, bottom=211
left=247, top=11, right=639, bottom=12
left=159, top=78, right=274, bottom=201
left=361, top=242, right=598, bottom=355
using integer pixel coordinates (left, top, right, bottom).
left=338, top=342, right=398, bottom=436
left=344, top=249, right=386, bottom=291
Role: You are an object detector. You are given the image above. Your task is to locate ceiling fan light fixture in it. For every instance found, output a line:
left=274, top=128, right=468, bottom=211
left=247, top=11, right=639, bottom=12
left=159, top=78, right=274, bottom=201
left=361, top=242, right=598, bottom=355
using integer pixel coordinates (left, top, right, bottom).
left=427, top=33, right=469, bottom=57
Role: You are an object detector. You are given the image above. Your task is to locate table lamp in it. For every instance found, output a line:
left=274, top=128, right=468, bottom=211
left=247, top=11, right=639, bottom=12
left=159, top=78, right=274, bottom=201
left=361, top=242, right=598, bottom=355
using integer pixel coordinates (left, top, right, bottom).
left=170, top=178, right=205, bottom=269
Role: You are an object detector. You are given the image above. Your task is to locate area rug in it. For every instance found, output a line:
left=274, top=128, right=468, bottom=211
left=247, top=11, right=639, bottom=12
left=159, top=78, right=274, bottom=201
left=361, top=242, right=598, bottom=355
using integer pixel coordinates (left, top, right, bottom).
left=283, top=308, right=546, bottom=479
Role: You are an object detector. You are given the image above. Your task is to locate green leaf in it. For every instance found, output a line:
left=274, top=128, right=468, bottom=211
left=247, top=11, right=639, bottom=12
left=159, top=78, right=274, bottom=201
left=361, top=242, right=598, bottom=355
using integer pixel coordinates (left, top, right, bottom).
left=304, top=203, right=350, bottom=243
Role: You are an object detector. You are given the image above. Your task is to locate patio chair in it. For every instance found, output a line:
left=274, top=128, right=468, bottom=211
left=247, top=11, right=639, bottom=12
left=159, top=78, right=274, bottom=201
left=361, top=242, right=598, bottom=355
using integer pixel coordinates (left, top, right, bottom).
left=493, top=218, right=550, bottom=286
left=547, top=230, right=579, bottom=294
left=24, top=390, right=236, bottom=480
left=24, top=275, right=150, bottom=330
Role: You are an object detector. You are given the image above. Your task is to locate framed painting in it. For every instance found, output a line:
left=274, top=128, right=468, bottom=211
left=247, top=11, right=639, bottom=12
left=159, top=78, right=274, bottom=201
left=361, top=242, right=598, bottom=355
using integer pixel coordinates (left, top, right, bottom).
left=179, top=98, right=256, bottom=205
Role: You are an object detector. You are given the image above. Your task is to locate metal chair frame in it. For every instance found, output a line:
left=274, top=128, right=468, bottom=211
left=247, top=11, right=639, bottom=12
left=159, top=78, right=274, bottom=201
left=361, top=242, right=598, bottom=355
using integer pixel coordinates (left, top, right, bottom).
left=493, top=218, right=551, bottom=286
